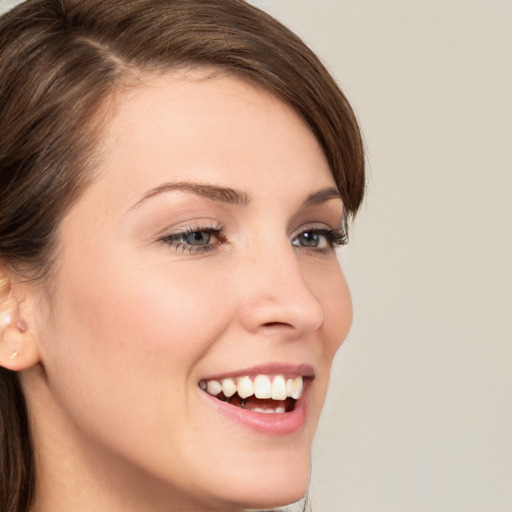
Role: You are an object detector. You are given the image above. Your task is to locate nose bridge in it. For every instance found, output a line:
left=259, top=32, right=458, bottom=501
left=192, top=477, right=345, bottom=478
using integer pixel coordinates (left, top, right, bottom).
left=237, top=239, right=324, bottom=336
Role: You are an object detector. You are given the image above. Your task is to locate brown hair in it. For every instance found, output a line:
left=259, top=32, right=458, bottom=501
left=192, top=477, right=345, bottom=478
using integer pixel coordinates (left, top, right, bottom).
left=0, top=1, right=365, bottom=510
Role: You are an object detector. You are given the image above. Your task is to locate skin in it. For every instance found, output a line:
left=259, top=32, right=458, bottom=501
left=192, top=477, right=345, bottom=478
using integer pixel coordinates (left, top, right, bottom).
left=17, top=72, right=353, bottom=512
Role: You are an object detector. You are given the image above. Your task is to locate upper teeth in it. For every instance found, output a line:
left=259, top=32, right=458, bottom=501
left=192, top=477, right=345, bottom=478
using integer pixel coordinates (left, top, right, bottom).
left=200, top=374, right=304, bottom=400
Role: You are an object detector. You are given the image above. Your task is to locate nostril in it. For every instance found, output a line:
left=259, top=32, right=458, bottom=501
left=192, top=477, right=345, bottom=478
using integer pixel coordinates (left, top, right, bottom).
left=262, top=321, right=295, bottom=329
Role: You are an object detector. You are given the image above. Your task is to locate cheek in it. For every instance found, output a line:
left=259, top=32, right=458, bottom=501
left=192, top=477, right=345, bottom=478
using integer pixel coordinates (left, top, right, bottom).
left=328, top=272, right=353, bottom=353
left=302, top=260, right=352, bottom=407
left=37, top=252, right=236, bottom=486
left=310, top=261, right=353, bottom=360
left=312, top=263, right=352, bottom=411
left=48, top=256, right=227, bottom=371
left=40, top=246, right=230, bottom=430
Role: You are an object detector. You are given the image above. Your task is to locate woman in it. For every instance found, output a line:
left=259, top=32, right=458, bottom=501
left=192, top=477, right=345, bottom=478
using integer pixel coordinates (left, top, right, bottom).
left=0, top=1, right=365, bottom=511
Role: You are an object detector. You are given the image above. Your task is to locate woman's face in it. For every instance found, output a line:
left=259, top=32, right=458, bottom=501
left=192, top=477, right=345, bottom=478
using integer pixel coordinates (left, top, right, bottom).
left=29, top=72, right=352, bottom=510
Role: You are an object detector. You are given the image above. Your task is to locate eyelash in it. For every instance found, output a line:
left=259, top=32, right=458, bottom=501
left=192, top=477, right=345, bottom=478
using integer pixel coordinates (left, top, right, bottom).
left=159, top=224, right=348, bottom=255
left=291, top=227, right=348, bottom=252
left=159, top=223, right=226, bottom=254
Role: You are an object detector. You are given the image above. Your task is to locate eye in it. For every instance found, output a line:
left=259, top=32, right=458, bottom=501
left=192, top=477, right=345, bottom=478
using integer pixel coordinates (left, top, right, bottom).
left=291, top=227, right=347, bottom=251
left=293, top=231, right=325, bottom=248
left=179, top=231, right=213, bottom=246
left=159, top=225, right=225, bottom=254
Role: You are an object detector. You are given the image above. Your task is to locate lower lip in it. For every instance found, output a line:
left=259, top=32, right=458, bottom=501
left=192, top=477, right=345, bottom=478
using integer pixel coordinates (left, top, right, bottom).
left=201, top=390, right=309, bottom=436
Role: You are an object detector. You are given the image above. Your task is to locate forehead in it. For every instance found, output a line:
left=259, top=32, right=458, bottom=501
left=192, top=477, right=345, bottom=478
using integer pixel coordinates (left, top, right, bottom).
left=90, top=71, right=335, bottom=207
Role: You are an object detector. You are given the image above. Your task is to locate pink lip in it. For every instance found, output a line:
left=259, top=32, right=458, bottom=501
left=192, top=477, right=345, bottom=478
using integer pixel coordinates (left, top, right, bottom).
left=198, top=366, right=314, bottom=436
left=202, top=392, right=308, bottom=436
left=200, top=362, right=315, bottom=381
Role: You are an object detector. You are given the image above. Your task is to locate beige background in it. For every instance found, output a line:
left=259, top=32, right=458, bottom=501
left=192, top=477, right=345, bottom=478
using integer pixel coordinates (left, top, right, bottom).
left=250, top=1, right=512, bottom=511
left=0, top=0, right=16, bottom=14
left=1, top=1, right=511, bottom=511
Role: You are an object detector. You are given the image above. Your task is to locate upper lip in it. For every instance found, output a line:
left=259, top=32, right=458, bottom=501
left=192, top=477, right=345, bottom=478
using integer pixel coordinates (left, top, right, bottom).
left=200, top=363, right=315, bottom=382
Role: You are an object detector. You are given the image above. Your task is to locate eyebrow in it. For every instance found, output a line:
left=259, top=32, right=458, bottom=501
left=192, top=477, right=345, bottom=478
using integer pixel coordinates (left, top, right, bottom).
left=130, top=181, right=342, bottom=210
left=303, top=187, right=342, bottom=207
left=131, top=181, right=250, bottom=209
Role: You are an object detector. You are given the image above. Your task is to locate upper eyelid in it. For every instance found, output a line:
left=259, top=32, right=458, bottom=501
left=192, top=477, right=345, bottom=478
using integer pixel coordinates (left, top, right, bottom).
left=158, top=221, right=222, bottom=236
left=159, top=221, right=343, bottom=238
left=162, top=223, right=337, bottom=237
left=159, top=225, right=222, bottom=243
left=167, top=225, right=222, bottom=234
left=291, top=221, right=342, bottom=236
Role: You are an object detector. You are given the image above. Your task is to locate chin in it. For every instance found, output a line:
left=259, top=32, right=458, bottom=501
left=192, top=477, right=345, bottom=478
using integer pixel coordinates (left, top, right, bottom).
left=205, top=452, right=311, bottom=511
left=220, top=485, right=309, bottom=511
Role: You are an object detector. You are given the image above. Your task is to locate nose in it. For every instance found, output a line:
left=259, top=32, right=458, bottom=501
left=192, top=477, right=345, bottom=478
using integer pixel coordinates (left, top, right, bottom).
left=237, top=243, right=324, bottom=338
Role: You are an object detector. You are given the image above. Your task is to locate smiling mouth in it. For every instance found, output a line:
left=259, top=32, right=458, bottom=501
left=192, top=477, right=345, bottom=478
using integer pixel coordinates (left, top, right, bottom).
left=199, top=374, right=309, bottom=414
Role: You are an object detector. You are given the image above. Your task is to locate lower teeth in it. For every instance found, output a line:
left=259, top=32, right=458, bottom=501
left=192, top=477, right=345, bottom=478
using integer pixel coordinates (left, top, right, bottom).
left=240, top=402, right=286, bottom=414
left=203, top=387, right=295, bottom=413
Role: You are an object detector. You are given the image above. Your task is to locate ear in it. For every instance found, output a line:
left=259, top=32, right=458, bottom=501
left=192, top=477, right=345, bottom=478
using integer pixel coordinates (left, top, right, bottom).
left=0, top=265, right=41, bottom=372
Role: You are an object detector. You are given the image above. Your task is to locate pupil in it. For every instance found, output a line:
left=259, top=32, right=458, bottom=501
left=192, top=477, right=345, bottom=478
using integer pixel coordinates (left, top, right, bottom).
left=301, top=232, right=319, bottom=247
left=184, top=231, right=210, bottom=245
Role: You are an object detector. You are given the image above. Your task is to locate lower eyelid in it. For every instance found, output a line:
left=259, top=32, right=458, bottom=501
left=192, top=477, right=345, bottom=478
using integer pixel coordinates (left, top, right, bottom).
left=173, top=243, right=216, bottom=255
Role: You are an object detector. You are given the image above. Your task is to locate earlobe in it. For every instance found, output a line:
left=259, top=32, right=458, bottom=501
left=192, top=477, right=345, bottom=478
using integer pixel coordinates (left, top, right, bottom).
left=0, top=267, right=41, bottom=372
